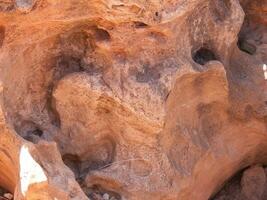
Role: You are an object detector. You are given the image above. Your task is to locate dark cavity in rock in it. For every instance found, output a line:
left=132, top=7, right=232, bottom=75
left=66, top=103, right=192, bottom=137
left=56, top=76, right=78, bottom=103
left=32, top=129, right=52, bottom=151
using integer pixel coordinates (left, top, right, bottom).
left=193, top=48, right=217, bottom=65
left=237, top=39, right=257, bottom=55
left=93, top=27, right=111, bottom=42
left=133, top=21, right=149, bottom=28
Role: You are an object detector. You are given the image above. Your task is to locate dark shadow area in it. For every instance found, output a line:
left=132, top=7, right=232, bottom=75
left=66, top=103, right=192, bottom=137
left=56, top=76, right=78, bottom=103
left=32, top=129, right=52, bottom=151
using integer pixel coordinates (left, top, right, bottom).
left=193, top=48, right=217, bottom=65
left=210, top=171, right=243, bottom=200
left=62, top=154, right=81, bottom=180
left=22, top=128, right=43, bottom=143
left=237, top=38, right=257, bottom=55
left=93, top=27, right=111, bottom=42
left=15, top=121, right=44, bottom=144
left=0, top=186, right=13, bottom=200
left=133, top=21, right=149, bottom=29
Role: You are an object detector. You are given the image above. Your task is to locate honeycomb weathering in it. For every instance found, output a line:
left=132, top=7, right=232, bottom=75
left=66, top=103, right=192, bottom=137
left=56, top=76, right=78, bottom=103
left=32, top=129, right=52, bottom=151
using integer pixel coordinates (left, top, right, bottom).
left=0, top=0, right=266, bottom=199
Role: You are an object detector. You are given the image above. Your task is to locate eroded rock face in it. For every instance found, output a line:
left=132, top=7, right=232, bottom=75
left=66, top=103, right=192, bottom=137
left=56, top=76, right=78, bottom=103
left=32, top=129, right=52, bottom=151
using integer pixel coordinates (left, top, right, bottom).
left=0, top=0, right=266, bottom=199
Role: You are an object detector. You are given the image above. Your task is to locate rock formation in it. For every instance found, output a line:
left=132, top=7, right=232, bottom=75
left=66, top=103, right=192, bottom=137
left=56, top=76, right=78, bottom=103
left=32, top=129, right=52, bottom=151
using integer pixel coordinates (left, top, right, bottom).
left=0, top=0, right=266, bottom=199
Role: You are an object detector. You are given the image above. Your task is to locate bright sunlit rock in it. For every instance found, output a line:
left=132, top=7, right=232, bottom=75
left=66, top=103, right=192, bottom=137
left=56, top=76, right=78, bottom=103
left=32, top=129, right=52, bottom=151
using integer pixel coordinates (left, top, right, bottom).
left=19, top=145, right=47, bottom=196
left=263, top=64, right=267, bottom=80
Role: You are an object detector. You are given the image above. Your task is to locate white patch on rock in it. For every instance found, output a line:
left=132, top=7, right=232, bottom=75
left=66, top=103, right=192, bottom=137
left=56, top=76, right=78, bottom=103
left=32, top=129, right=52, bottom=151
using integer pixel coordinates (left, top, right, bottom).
left=19, top=145, right=47, bottom=196
left=263, top=64, right=267, bottom=80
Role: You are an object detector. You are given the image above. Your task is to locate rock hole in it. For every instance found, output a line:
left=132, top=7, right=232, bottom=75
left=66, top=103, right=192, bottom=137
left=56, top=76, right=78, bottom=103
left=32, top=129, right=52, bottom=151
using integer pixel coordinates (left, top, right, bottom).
left=15, top=121, right=44, bottom=143
left=83, top=184, right=121, bottom=200
left=0, top=187, right=13, bottom=200
left=154, top=11, right=162, bottom=22
left=192, top=48, right=218, bottom=65
left=93, top=28, right=111, bottom=42
left=133, top=21, right=148, bottom=28
left=237, top=38, right=257, bottom=55
left=0, top=26, right=5, bottom=47
left=23, top=128, right=43, bottom=143
left=62, top=154, right=81, bottom=180
left=31, top=128, right=43, bottom=137
left=54, top=55, right=85, bottom=80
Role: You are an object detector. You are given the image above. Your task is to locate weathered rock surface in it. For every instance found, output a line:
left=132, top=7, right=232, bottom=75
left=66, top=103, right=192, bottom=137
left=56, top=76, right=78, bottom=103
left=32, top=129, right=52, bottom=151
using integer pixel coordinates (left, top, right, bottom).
left=0, top=0, right=266, bottom=199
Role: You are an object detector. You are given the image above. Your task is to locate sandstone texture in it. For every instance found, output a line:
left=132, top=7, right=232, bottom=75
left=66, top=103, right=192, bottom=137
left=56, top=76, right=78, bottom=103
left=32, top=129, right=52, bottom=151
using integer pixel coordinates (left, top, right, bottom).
left=0, top=0, right=266, bottom=199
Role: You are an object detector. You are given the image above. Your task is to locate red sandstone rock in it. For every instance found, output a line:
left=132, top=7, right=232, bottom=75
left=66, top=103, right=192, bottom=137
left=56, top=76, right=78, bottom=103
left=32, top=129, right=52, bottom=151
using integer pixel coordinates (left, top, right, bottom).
left=0, top=0, right=266, bottom=200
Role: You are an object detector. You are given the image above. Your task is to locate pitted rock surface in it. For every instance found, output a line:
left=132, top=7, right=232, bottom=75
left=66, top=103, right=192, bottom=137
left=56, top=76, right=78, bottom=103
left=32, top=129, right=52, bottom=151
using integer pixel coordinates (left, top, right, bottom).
left=0, top=0, right=266, bottom=199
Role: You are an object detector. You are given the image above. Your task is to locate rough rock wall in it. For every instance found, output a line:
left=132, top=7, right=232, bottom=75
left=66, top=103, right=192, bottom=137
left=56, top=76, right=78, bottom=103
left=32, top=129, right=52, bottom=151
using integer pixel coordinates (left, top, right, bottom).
left=0, top=0, right=266, bottom=199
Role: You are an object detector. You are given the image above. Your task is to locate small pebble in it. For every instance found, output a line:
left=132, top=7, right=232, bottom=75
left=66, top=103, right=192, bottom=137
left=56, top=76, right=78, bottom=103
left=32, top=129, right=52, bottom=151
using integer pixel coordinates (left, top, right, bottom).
left=103, top=193, right=109, bottom=200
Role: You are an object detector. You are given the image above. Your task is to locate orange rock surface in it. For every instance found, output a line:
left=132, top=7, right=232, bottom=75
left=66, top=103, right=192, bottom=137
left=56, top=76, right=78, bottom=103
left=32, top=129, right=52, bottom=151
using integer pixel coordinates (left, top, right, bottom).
left=0, top=0, right=266, bottom=199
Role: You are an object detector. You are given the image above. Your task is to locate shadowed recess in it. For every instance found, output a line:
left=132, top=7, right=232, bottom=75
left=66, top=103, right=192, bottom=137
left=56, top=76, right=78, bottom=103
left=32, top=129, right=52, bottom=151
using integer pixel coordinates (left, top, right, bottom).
left=193, top=48, right=218, bottom=65
left=237, top=38, right=257, bottom=55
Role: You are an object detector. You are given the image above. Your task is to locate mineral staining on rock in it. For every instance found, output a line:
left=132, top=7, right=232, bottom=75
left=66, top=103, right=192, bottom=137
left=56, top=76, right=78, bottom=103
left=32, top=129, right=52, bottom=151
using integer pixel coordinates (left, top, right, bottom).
left=0, top=0, right=266, bottom=200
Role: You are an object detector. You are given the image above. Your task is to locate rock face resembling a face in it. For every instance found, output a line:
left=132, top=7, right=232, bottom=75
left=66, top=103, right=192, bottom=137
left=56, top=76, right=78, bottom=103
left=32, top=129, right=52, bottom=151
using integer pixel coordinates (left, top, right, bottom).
left=0, top=0, right=267, bottom=200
